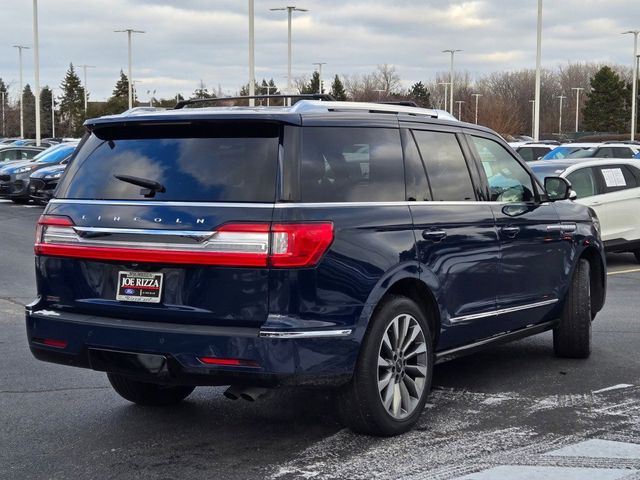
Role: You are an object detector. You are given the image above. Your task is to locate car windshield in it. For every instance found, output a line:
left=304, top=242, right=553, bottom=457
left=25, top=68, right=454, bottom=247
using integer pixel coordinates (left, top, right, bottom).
left=542, top=146, right=589, bottom=160
left=529, top=163, right=568, bottom=182
left=566, top=148, right=597, bottom=158
left=34, top=145, right=76, bottom=164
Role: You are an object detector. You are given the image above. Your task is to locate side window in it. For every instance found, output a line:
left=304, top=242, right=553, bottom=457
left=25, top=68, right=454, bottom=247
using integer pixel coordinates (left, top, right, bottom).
left=613, top=147, right=634, bottom=158
left=566, top=168, right=597, bottom=198
left=300, top=127, right=404, bottom=202
left=470, top=136, right=536, bottom=203
left=412, top=130, right=476, bottom=201
left=596, top=147, right=614, bottom=158
left=516, top=147, right=534, bottom=162
left=597, top=165, right=639, bottom=194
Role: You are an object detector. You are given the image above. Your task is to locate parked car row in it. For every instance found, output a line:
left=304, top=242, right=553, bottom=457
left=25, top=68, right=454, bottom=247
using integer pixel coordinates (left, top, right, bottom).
left=0, top=141, right=78, bottom=204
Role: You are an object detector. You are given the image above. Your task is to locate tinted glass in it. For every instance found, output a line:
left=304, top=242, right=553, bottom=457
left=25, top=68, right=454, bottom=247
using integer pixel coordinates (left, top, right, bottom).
left=35, top=145, right=76, bottom=164
left=566, top=168, right=597, bottom=198
left=413, top=130, right=475, bottom=201
left=58, top=123, right=279, bottom=202
left=299, top=127, right=404, bottom=202
left=0, top=149, right=18, bottom=162
left=471, top=136, right=535, bottom=202
left=543, top=146, right=588, bottom=160
left=517, top=146, right=550, bottom=162
left=596, top=165, right=639, bottom=193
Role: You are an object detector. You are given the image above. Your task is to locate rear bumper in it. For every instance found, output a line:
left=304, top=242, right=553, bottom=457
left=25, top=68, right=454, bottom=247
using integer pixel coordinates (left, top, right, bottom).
left=26, top=308, right=360, bottom=387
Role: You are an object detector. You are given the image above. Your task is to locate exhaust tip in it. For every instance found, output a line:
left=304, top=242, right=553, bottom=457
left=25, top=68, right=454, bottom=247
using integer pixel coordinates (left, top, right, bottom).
left=223, top=386, right=241, bottom=400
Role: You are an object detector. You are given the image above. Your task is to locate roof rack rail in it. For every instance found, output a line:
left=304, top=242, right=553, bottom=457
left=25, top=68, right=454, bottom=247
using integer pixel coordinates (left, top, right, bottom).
left=523, top=140, right=560, bottom=145
left=601, top=140, right=640, bottom=145
left=174, top=93, right=335, bottom=109
left=289, top=100, right=448, bottom=119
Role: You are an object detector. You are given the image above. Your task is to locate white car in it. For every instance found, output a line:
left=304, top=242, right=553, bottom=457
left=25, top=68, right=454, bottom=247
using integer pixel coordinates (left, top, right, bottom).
left=530, top=158, right=640, bottom=262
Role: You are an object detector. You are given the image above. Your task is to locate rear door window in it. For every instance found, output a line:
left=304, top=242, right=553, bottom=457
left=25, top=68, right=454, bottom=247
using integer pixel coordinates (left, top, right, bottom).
left=299, top=127, right=404, bottom=202
left=57, top=122, right=280, bottom=202
left=412, top=130, right=476, bottom=201
left=596, top=165, right=639, bottom=194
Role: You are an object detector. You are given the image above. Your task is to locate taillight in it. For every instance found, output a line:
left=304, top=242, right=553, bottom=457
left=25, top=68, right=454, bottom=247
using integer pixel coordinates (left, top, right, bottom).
left=35, top=215, right=333, bottom=268
left=197, top=357, right=259, bottom=367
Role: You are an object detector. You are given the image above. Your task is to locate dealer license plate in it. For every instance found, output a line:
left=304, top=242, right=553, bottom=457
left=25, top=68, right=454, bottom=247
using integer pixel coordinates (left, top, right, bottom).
left=116, top=271, right=164, bottom=303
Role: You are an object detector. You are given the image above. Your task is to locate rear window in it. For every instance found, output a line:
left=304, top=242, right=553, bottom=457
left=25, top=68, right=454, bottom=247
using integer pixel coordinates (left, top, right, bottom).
left=57, top=122, right=280, bottom=202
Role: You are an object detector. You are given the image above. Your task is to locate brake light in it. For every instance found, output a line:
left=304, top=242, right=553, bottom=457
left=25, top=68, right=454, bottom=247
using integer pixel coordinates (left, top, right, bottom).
left=35, top=215, right=333, bottom=268
left=197, top=357, right=259, bottom=367
left=33, top=337, right=68, bottom=349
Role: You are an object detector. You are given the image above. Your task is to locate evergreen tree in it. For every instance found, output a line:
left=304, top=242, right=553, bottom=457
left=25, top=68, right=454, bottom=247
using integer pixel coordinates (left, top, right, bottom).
left=112, top=70, right=130, bottom=98
left=59, top=63, right=85, bottom=136
left=330, top=75, right=347, bottom=101
left=22, top=84, right=36, bottom=138
left=408, top=81, right=431, bottom=108
left=583, top=66, right=630, bottom=133
left=40, top=86, right=54, bottom=138
left=301, top=71, right=321, bottom=94
left=192, top=80, right=214, bottom=99
left=0, top=78, right=8, bottom=137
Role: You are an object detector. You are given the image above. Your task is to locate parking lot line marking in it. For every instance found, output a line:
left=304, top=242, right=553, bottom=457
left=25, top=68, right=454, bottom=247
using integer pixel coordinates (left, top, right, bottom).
left=607, top=268, right=640, bottom=276
left=452, top=465, right=636, bottom=480
left=593, top=384, right=634, bottom=394
left=544, top=439, right=640, bottom=460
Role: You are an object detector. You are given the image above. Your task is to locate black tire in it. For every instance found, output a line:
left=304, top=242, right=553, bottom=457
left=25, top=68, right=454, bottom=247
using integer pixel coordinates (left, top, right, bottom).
left=633, top=249, right=640, bottom=264
left=107, top=373, right=195, bottom=406
left=11, top=197, right=29, bottom=204
left=553, top=258, right=592, bottom=359
left=337, top=295, right=433, bottom=436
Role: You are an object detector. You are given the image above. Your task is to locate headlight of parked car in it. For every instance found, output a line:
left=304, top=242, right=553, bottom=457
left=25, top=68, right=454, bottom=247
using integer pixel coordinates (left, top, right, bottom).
left=44, top=172, right=62, bottom=179
left=15, top=166, right=36, bottom=174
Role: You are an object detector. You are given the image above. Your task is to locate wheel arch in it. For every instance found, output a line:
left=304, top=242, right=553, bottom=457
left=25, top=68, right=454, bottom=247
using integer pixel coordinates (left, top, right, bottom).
left=579, top=245, right=606, bottom=317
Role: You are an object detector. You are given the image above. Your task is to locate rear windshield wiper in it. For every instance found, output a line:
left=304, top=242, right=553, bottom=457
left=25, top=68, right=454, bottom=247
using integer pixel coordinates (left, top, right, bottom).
left=114, top=174, right=166, bottom=198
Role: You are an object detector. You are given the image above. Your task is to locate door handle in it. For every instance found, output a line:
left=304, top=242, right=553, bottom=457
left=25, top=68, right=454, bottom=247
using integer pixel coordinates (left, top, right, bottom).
left=502, top=226, right=520, bottom=238
left=422, top=229, right=447, bottom=242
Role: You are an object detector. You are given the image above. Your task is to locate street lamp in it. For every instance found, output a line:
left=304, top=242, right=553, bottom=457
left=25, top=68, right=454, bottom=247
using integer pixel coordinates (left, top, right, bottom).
left=270, top=6, right=308, bottom=99
left=114, top=28, right=145, bottom=109
left=437, top=82, right=450, bottom=110
left=13, top=45, right=30, bottom=139
left=534, top=0, right=543, bottom=141
left=529, top=100, right=536, bottom=138
left=77, top=64, right=95, bottom=113
left=32, top=0, right=42, bottom=145
left=556, top=94, right=566, bottom=135
left=248, top=0, right=255, bottom=106
left=455, top=100, right=465, bottom=121
left=312, top=62, right=326, bottom=94
left=442, top=49, right=462, bottom=114
left=622, top=30, right=639, bottom=141
left=471, top=93, right=482, bottom=124
left=51, top=89, right=55, bottom=138
left=571, top=87, right=584, bottom=133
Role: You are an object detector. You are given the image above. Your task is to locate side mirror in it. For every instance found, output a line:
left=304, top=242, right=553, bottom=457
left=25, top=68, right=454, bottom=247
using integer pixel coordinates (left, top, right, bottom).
left=544, top=176, right=572, bottom=201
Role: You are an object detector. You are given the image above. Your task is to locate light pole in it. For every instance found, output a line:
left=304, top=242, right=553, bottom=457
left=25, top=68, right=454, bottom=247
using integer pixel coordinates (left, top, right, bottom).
left=437, top=82, right=449, bottom=110
left=312, top=62, right=326, bottom=94
left=248, top=0, right=255, bottom=106
left=471, top=93, right=482, bottom=124
left=270, top=6, right=308, bottom=98
left=264, top=85, right=277, bottom=106
left=442, top=49, right=461, bottom=114
left=78, top=64, right=95, bottom=113
left=455, top=100, right=465, bottom=121
left=13, top=45, right=30, bottom=139
left=571, top=87, right=584, bottom=133
left=534, top=0, right=543, bottom=141
left=0, top=90, right=5, bottom=137
left=622, top=30, right=639, bottom=140
left=556, top=95, right=566, bottom=135
left=114, top=28, right=145, bottom=109
left=33, top=0, right=42, bottom=145
left=529, top=100, right=536, bottom=138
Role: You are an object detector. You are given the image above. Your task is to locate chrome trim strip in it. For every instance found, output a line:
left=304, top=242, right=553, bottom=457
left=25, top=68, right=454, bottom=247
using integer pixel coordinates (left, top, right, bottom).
left=258, top=329, right=352, bottom=339
left=73, top=226, right=214, bottom=240
left=546, top=223, right=577, bottom=233
left=449, top=299, right=559, bottom=324
left=49, top=199, right=504, bottom=208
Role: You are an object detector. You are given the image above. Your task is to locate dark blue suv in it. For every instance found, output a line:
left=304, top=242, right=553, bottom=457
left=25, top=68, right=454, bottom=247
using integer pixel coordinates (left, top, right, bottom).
left=27, top=100, right=606, bottom=436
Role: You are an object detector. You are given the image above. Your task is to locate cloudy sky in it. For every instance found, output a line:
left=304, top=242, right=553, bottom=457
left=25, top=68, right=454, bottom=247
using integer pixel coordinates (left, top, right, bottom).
left=1, top=0, right=639, bottom=102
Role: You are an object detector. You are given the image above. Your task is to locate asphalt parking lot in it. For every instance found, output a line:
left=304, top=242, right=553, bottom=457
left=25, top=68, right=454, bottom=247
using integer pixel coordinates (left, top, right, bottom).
left=1, top=199, right=640, bottom=480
